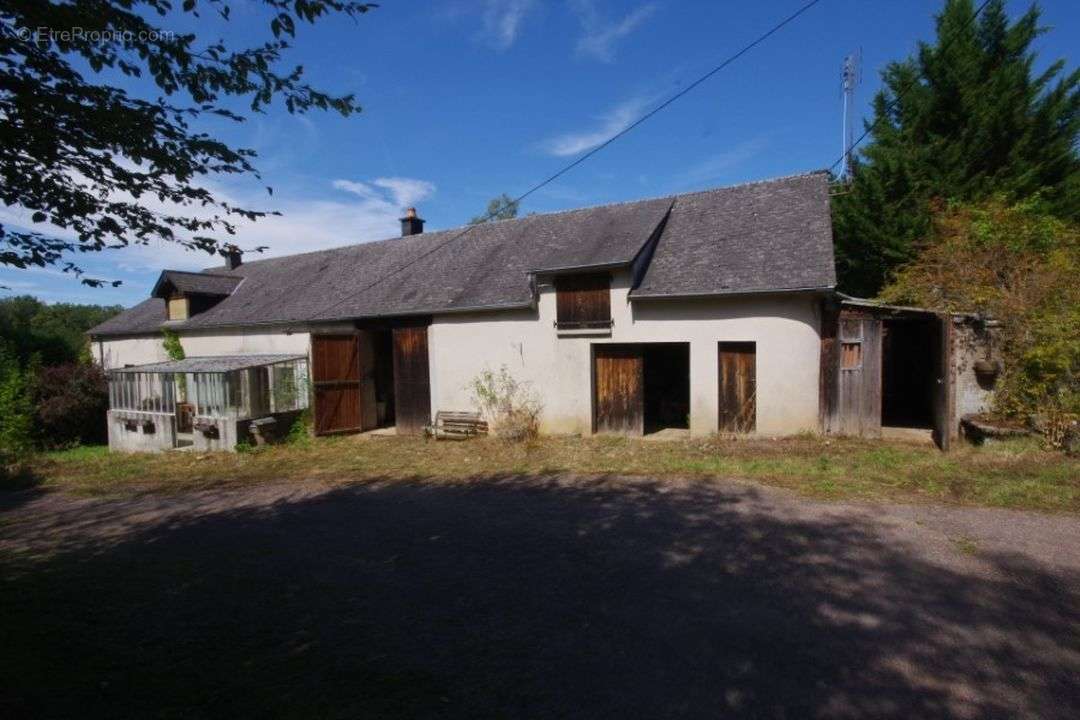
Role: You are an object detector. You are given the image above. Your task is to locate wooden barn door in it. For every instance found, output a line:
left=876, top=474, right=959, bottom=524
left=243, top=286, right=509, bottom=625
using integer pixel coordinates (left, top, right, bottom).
left=931, top=315, right=954, bottom=451
left=311, top=334, right=362, bottom=435
left=593, top=345, right=644, bottom=435
left=718, top=342, right=756, bottom=432
left=835, top=314, right=882, bottom=437
left=392, top=326, right=431, bottom=435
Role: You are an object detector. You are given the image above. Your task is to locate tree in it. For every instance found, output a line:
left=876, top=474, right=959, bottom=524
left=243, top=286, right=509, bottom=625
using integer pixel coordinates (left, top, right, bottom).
left=469, top=194, right=520, bottom=224
left=0, top=0, right=375, bottom=286
left=832, top=0, right=1079, bottom=297
left=880, top=197, right=1079, bottom=424
left=0, top=295, right=122, bottom=365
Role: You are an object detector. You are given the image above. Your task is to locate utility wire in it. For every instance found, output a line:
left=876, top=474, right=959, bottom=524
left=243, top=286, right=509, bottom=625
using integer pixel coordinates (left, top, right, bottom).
left=827, top=0, right=994, bottom=175
left=313, top=0, right=826, bottom=320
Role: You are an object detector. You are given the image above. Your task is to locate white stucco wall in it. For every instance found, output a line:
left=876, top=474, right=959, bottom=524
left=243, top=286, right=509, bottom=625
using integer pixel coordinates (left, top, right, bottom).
left=97, top=278, right=823, bottom=438
left=429, top=270, right=823, bottom=437
left=95, top=324, right=351, bottom=370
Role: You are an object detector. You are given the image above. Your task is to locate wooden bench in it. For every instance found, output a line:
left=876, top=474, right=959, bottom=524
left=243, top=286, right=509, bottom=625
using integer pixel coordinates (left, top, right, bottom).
left=426, top=411, right=489, bottom=440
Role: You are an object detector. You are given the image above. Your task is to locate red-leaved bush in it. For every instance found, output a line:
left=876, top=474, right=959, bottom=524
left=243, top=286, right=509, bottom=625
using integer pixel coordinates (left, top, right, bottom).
left=33, top=363, right=108, bottom=448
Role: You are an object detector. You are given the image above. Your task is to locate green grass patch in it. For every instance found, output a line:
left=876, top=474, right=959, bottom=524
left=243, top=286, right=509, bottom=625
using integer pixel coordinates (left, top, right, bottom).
left=20, top=434, right=1080, bottom=512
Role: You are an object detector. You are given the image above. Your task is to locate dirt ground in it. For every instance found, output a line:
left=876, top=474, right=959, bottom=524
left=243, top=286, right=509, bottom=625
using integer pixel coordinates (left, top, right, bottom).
left=2, top=474, right=1079, bottom=719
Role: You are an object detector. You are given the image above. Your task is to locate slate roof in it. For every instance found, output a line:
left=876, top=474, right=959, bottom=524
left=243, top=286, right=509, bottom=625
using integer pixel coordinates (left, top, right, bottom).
left=88, top=172, right=834, bottom=337
left=110, top=354, right=306, bottom=374
left=151, top=270, right=242, bottom=298
left=632, top=172, right=835, bottom=297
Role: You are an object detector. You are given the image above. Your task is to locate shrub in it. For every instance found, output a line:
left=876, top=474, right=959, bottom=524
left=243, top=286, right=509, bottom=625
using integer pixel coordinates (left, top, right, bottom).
left=0, top=344, right=35, bottom=463
left=471, top=366, right=543, bottom=441
left=881, top=198, right=1079, bottom=443
left=286, top=407, right=313, bottom=446
left=32, top=362, right=109, bottom=449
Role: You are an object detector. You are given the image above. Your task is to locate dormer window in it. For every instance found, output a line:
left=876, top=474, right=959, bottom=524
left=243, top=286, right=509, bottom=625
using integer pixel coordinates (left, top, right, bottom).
left=151, top=270, right=242, bottom=322
left=555, top=273, right=611, bottom=331
left=167, top=293, right=190, bottom=321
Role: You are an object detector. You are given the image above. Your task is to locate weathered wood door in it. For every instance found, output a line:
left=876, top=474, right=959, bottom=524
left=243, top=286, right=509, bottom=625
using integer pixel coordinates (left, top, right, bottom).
left=593, top=345, right=644, bottom=435
left=718, top=342, right=756, bottom=432
left=835, top=314, right=882, bottom=437
left=311, top=334, right=362, bottom=435
left=392, top=326, right=431, bottom=435
left=931, top=315, right=954, bottom=451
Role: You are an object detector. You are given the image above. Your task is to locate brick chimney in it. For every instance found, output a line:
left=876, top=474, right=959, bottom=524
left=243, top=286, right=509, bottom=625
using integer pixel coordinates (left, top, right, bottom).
left=400, top=207, right=425, bottom=237
left=223, top=244, right=242, bottom=270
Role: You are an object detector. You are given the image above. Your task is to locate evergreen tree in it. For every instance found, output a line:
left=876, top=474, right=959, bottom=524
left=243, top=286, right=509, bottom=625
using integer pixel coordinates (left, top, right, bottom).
left=832, top=0, right=1079, bottom=297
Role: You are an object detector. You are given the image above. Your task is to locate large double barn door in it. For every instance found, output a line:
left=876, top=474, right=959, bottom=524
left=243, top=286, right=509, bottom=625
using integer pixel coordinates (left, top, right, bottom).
left=312, top=334, right=364, bottom=435
left=593, top=345, right=644, bottom=435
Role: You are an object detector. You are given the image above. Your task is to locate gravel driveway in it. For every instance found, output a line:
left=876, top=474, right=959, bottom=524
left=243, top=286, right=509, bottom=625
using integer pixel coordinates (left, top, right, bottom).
left=2, top=475, right=1078, bottom=719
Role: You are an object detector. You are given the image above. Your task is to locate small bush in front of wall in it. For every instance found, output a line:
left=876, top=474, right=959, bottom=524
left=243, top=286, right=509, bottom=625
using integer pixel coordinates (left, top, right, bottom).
left=286, top=408, right=313, bottom=446
left=471, top=365, right=543, bottom=441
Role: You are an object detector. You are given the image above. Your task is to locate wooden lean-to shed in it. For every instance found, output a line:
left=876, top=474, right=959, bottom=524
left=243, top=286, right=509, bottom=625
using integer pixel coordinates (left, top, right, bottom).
left=819, top=296, right=1000, bottom=450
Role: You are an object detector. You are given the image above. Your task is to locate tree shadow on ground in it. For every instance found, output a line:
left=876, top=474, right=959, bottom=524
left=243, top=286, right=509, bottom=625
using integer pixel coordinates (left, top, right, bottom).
left=1, top=475, right=1078, bottom=719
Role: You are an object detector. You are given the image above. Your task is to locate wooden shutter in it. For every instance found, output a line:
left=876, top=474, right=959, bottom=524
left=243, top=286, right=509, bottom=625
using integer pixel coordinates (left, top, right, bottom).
left=593, top=345, right=644, bottom=435
left=311, top=334, right=362, bottom=435
left=718, top=342, right=756, bottom=432
left=392, top=326, right=431, bottom=435
left=556, top=274, right=611, bottom=328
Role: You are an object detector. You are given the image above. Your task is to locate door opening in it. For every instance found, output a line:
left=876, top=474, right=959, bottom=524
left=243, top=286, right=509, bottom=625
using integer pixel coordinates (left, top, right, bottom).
left=644, top=344, right=690, bottom=434
left=881, top=318, right=938, bottom=429
left=369, top=329, right=396, bottom=429
left=593, top=343, right=689, bottom=436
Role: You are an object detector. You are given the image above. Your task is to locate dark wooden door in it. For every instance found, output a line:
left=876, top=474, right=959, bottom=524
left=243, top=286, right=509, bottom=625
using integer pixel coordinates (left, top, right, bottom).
left=718, top=342, right=757, bottom=432
left=932, top=315, right=954, bottom=451
left=593, top=345, right=644, bottom=435
left=392, top=326, right=431, bottom=435
left=312, top=334, right=362, bottom=435
left=835, top=314, right=882, bottom=437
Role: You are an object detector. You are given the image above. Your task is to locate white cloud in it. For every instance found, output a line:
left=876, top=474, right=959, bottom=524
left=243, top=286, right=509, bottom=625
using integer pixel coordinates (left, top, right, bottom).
left=542, top=96, right=650, bottom=157
left=482, top=0, right=536, bottom=50
left=1, top=175, right=438, bottom=282
left=571, top=1, right=656, bottom=62
left=679, top=137, right=768, bottom=185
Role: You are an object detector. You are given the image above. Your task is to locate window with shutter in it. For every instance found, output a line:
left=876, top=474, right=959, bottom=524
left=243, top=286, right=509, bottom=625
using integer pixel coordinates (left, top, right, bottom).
left=555, top=273, right=611, bottom=330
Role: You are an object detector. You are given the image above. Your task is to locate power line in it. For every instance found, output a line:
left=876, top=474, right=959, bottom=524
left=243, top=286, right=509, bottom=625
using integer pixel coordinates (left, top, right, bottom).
left=313, top=0, right=825, bottom=321
left=828, top=0, right=994, bottom=175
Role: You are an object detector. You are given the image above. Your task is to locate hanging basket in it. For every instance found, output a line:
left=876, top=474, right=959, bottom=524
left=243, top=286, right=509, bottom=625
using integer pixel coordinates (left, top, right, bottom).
left=973, top=359, right=1001, bottom=384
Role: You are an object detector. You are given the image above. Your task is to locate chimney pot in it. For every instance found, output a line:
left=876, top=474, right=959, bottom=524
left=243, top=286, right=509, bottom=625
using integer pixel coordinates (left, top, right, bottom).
left=223, top=244, right=242, bottom=270
left=400, top=207, right=425, bottom=236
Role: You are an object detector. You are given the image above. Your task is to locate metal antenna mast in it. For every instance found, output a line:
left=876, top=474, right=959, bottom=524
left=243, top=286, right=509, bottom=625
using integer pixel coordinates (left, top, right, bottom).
left=840, top=49, right=861, bottom=180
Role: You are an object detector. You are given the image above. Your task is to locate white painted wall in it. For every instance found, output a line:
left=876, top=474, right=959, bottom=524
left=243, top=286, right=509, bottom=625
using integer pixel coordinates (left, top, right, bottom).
left=429, top=270, right=823, bottom=436
left=95, top=324, right=352, bottom=370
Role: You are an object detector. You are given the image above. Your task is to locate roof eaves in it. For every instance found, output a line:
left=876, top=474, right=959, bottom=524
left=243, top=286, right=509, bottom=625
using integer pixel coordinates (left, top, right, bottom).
left=629, top=284, right=834, bottom=300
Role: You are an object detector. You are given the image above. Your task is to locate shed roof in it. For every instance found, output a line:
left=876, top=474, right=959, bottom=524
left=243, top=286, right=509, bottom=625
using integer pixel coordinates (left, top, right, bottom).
left=89, top=172, right=835, bottom=337
left=110, top=354, right=305, bottom=374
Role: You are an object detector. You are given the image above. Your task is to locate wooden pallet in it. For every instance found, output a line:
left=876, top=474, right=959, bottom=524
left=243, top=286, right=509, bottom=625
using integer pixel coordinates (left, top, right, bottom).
left=426, top=411, right=489, bottom=440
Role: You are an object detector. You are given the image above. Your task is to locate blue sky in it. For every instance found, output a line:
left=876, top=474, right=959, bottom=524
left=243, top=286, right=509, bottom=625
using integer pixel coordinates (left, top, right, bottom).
left=3, top=0, right=1077, bottom=306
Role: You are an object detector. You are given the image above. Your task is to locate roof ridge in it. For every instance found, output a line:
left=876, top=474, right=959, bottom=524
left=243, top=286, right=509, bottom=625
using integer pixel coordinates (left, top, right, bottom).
left=164, top=269, right=242, bottom=279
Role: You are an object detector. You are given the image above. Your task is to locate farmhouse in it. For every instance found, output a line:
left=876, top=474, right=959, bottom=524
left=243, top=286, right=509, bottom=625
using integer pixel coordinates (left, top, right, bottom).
left=88, top=172, right=996, bottom=452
